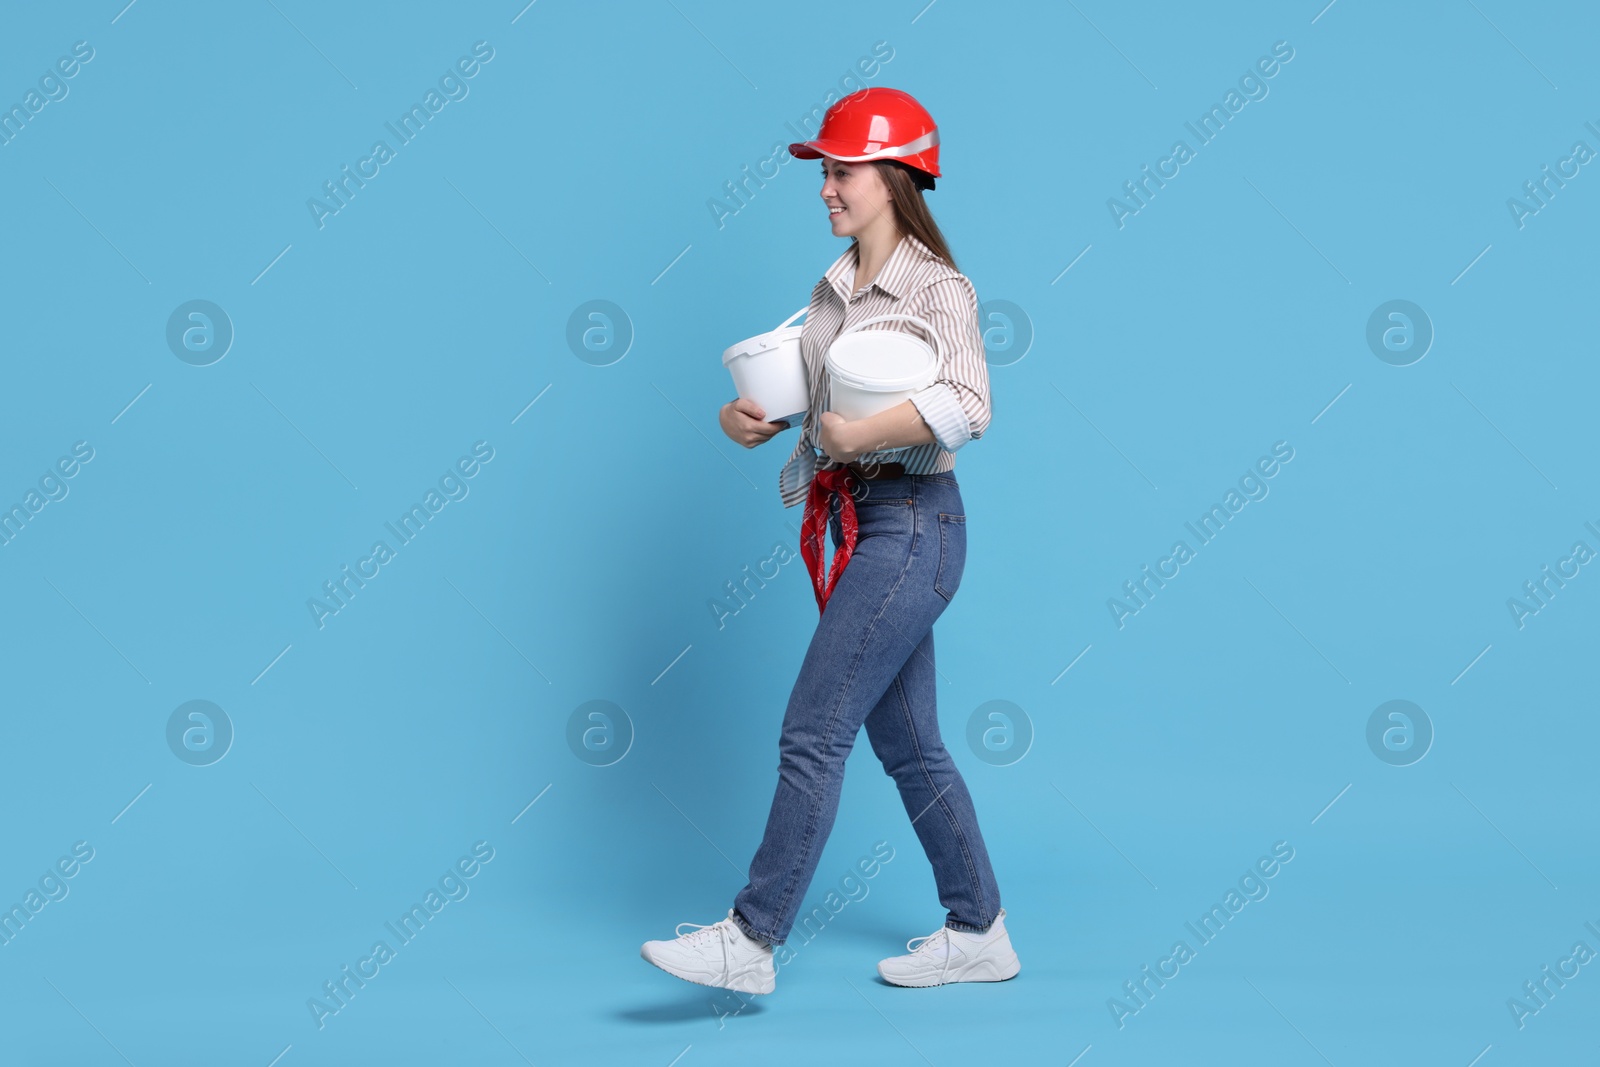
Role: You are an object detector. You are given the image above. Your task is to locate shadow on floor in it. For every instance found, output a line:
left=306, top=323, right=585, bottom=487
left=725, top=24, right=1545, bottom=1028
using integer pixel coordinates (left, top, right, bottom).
left=616, top=989, right=771, bottom=1025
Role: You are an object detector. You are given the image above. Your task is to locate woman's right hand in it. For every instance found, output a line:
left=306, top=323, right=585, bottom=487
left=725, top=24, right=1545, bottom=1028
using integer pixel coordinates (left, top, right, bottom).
left=720, top=397, right=791, bottom=448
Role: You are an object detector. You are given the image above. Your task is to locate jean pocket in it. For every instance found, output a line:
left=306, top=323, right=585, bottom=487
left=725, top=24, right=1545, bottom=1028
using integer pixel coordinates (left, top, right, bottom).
left=934, top=513, right=966, bottom=601
left=849, top=480, right=912, bottom=507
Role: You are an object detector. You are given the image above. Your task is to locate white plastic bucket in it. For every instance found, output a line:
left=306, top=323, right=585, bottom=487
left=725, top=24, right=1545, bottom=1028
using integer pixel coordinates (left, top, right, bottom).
left=824, top=314, right=941, bottom=423
left=722, top=306, right=810, bottom=424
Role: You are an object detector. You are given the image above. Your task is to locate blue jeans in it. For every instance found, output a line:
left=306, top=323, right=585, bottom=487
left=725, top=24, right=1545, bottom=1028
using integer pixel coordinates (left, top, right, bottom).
left=732, top=470, right=1002, bottom=945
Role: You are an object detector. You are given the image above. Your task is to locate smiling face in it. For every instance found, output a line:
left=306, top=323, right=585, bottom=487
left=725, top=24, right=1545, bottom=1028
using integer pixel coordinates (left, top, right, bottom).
left=819, top=157, right=896, bottom=239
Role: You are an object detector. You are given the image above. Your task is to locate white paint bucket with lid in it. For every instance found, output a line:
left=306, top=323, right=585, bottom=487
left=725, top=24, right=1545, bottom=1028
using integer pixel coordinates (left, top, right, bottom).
left=722, top=306, right=810, bottom=425
left=824, top=314, right=941, bottom=422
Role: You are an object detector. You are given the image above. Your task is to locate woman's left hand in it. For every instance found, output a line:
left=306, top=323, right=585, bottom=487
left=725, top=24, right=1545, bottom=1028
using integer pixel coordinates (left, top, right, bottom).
left=817, top=411, right=861, bottom=464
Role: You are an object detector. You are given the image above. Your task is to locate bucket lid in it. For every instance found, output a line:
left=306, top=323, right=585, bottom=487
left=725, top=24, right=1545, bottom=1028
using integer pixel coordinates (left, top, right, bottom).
left=826, top=330, right=937, bottom=392
left=721, top=306, right=809, bottom=367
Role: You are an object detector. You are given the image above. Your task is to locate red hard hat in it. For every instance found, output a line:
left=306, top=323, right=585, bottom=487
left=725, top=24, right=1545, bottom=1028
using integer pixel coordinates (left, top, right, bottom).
left=787, top=87, right=941, bottom=179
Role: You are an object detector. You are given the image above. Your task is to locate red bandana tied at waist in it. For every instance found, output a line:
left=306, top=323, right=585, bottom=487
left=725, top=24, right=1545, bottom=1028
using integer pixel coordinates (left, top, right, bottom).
left=800, top=467, right=859, bottom=613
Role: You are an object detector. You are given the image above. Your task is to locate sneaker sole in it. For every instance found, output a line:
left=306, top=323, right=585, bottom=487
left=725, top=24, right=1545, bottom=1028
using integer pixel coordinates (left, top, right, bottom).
left=879, top=951, right=1021, bottom=988
left=640, top=945, right=776, bottom=995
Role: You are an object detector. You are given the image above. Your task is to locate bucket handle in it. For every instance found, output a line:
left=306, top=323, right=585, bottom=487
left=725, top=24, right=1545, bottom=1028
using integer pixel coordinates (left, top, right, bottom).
left=775, top=305, right=809, bottom=330
left=837, top=313, right=943, bottom=361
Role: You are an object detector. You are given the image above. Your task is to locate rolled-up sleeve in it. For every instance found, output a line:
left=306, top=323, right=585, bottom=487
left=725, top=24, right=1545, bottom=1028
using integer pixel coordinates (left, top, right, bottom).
left=906, top=275, right=992, bottom=453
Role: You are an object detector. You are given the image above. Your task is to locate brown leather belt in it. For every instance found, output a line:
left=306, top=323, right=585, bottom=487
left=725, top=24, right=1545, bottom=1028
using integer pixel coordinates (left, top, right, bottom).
left=845, top=460, right=906, bottom=481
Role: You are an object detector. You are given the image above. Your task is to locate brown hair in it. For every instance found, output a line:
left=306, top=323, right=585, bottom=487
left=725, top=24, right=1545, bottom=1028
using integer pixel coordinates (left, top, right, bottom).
left=871, top=160, right=957, bottom=271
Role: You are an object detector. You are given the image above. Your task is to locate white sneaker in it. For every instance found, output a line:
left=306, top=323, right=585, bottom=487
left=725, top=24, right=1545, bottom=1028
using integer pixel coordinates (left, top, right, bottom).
left=640, top=908, right=776, bottom=995
left=878, top=907, right=1021, bottom=987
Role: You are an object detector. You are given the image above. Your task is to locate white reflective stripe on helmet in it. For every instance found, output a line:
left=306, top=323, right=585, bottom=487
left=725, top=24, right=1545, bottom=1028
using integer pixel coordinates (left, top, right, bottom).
left=816, top=127, right=939, bottom=163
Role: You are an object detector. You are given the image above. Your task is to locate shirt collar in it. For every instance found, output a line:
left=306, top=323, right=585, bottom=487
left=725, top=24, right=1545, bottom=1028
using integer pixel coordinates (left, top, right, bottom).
left=824, top=232, right=933, bottom=304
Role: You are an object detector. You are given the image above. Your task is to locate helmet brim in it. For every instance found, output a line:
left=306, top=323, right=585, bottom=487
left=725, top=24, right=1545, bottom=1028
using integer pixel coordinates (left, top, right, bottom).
left=788, top=140, right=856, bottom=161
left=787, top=140, right=941, bottom=178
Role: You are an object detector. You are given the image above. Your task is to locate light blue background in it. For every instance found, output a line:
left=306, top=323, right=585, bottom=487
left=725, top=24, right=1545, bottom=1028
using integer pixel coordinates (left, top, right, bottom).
left=1, top=1, right=1596, bottom=1064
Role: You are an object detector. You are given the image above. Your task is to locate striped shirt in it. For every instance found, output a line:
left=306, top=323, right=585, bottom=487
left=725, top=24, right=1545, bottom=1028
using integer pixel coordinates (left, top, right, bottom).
left=777, top=231, right=993, bottom=509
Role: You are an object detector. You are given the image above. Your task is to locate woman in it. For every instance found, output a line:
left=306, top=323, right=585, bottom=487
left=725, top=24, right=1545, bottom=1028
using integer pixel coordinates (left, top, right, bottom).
left=641, top=87, right=1018, bottom=994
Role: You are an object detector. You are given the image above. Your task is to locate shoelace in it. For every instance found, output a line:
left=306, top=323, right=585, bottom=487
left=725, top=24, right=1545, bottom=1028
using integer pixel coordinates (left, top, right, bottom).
left=905, top=926, right=958, bottom=985
left=674, top=916, right=737, bottom=984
